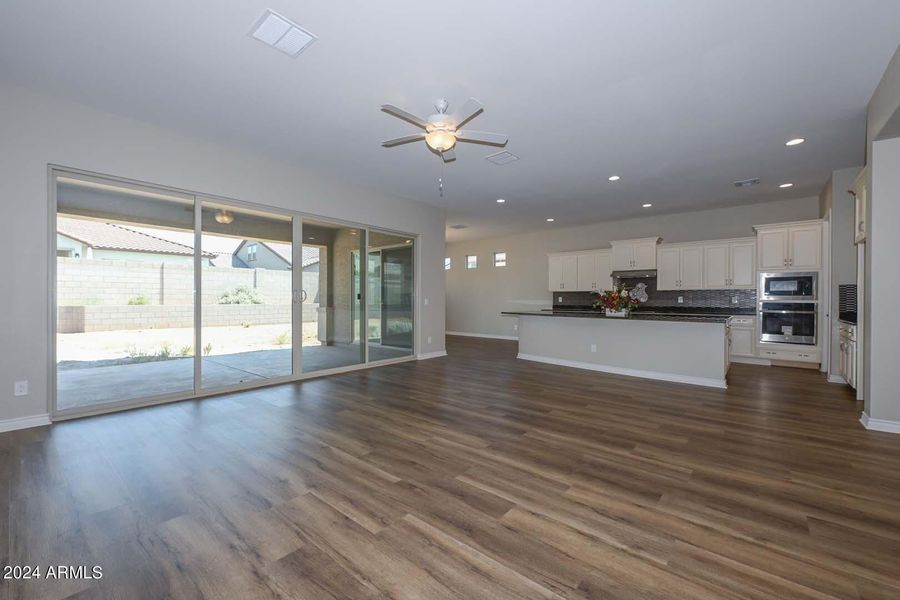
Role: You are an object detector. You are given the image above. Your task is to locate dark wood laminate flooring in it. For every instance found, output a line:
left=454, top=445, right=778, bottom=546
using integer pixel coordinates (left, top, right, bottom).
left=2, top=335, right=900, bottom=599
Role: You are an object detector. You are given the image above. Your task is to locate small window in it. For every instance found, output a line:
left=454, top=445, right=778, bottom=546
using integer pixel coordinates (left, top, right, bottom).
left=247, top=243, right=258, bottom=262
left=466, top=255, right=477, bottom=269
left=493, top=252, right=507, bottom=267
left=444, top=257, right=451, bottom=270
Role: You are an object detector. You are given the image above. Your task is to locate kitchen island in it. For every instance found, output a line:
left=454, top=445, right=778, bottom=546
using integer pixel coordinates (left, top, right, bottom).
left=502, top=310, right=732, bottom=388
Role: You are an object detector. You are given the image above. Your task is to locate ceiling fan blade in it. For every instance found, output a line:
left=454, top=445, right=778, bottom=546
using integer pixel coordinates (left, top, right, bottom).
left=456, top=130, right=508, bottom=146
left=382, top=133, right=426, bottom=147
left=441, top=148, right=456, bottom=162
left=381, top=104, right=428, bottom=129
left=450, top=97, right=484, bottom=128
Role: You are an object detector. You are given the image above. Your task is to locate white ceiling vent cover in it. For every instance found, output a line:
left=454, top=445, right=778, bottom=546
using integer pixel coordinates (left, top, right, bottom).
left=484, top=150, right=520, bottom=165
left=251, top=10, right=317, bottom=57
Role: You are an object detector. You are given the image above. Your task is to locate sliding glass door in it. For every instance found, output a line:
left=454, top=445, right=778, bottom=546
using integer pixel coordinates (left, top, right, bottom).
left=55, top=173, right=196, bottom=411
left=301, top=219, right=365, bottom=373
left=367, top=230, right=415, bottom=360
left=199, top=201, right=296, bottom=389
left=54, top=170, right=416, bottom=416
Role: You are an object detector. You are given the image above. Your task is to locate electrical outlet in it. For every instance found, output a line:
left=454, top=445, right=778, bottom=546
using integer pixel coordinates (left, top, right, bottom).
left=427, top=336, right=432, bottom=345
left=590, top=343, right=597, bottom=353
left=14, top=380, right=29, bottom=396
left=513, top=323, right=518, bottom=331
left=558, top=296, right=563, bottom=303
left=677, top=296, right=684, bottom=303
left=424, top=297, right=429, bottom=306
left=732, top=296, right=738, bottom=304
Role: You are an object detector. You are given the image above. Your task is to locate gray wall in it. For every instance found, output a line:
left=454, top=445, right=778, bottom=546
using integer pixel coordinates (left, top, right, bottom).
left=0, top=81, right=446, bottom=425
left=863, top=45, right=900, bottom=424
left=447, top=197, right=819, bottom=337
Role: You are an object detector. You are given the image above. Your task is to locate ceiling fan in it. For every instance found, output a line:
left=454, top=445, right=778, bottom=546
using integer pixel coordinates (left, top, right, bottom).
left=381, top=98, right=508, bottom=162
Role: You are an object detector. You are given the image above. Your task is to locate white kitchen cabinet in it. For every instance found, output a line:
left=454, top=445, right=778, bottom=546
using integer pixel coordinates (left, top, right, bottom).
left=839, top=322, right=857, bottom=389
left=852, top=167, right=867, bottom=244
left=610, top=238, right=659, bottom=270
left=574, top=250, right=613, bottom=291
left=729, top=241, right=756, bottom=287
left=548, top=254, right=577, bottom=291
left=703, top=244, right=729, bottom=288
left=754, top=221, right=822, bottom=271
left=729, top=316, right=756, bottom=358
left=657, top=244, right=703, bottom=290
left=701, top=239, right=755, bottom=289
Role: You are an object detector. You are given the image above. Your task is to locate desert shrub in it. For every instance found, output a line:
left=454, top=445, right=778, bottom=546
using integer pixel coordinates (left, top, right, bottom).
left=218, top=285, right=263, bottom=305
left=128, top=294, right=151, bottom=305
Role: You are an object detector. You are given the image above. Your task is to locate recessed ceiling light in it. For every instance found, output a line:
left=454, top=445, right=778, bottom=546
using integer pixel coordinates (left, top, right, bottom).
left=642, top=203, right=652, bottom=208
left=785, top=138, right=805, bottom=146
left=546, top=218, right=555, bottom=222
left=250, top=10, right=317, bottom=58
left=779, top=183, right=794, bottom=188
left=608, top=175, right=621, bottom=181
left=496, top=198, right=506, bottom=203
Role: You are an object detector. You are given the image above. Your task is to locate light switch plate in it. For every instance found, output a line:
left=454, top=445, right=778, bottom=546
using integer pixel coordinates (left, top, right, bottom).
left=427, top=336, right=432, bottom=344
left=14, top=380, right=28, bottom=396
left=424, top=297, right=429, bottom=306
left=590, top=343, right=597, bottom=353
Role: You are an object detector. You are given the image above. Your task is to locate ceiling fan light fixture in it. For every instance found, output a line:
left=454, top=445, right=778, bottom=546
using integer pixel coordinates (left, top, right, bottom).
left=425, top=129, right=456, bottom=152
left=214, top=210, right=235, bottom=225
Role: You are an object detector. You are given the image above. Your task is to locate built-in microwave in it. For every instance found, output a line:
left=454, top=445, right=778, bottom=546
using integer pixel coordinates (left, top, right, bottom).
left=758, top=272, right=817, bottom=301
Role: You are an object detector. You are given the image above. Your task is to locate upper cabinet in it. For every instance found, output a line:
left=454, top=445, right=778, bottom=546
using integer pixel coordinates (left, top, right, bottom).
left=754, top=221, right=822, bottom=271
left=549, top=250, right=612, bottom=292
left=548, top=253, right=577, bottom=291
left=659, top=238, right=755, bottom=291
left=610, top=238, right=659, bottom=270
left=657, top=244, right=703, bottom=290
left=851, top=167, right=868, bottom=244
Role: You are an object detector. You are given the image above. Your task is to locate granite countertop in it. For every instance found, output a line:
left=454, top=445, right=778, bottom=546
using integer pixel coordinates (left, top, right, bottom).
left=839, top=311, right=857, bottom=325
left=501, top=310, right=733, bottom=323
left=549, top=305, right=755, bottom=316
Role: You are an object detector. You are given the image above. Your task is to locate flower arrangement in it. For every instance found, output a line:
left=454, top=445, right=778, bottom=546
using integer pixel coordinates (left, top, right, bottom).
left=592, top=285, right=643, bottom=316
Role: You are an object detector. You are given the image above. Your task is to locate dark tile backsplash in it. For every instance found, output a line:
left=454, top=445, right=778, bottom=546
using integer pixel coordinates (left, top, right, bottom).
left=552, top=276, right=757, bottom=310
left=838, top=284, right=857, bottom=313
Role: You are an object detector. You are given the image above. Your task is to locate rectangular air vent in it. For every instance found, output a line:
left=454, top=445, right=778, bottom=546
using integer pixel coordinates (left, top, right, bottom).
left=250, top=10, right=317, bottom=57
left=484, top=150, right=520, bottom=165
left=733, top=177, right=760, bottom=188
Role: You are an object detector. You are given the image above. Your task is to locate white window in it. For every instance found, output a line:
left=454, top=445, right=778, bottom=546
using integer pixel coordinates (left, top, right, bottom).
left=466, top=255, right=477, bottom=269
left=444, top=257, right=451, bottom=270
left=247, top=243, right=258, bottom=262
left=493, top=252, right=507, bottom=267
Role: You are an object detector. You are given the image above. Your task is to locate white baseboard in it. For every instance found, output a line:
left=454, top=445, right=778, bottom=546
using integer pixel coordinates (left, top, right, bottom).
left=447, top=331, right=518, bottom=341
left=731, top=356, right=772, bottom=366
left=0, top=413, right=51, bottom=434
left=417, top=350, right=448, bottom=360
left=827, top=373, right=847, bottom=385
left=860, top=412, right=900, bottom=434
left=517, top=353, right=727, bottom=389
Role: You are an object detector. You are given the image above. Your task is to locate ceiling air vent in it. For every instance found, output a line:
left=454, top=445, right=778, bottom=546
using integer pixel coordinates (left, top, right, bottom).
left=449, top=224, right=468, bottom=229
left=733, top=177, right=760, bottom=188
left=484, top=150, right=520, bottom=165
left=250, top=10, right=317, bottom=57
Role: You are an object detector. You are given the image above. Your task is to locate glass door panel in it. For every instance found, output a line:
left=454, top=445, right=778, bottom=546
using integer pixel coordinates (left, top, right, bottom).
left=200, top=201, right=294, bottom=389
left=301, top=220, right=365, bottom=372
left=367, top=231, right=414, bottom=361
left=55, top=173, right=196, bottom=412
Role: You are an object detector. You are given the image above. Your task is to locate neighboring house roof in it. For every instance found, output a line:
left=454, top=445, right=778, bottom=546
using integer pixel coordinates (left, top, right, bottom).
left=58, top=216, right=216, bottom=258
left=232, top=240, right=320, bottom=268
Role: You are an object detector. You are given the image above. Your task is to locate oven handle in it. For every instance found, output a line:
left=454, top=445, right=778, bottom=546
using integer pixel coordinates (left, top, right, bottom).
left=759, top=310, right=815, bottom=314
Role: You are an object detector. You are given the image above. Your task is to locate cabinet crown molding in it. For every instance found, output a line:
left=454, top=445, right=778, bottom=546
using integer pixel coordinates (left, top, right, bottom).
left=753, top=219, right=823, bottom=232
left=609, top=237, right=660, bottom=245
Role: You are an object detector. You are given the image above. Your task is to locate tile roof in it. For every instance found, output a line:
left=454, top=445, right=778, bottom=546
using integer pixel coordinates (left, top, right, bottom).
left=58, top=216, right=216, bottom=258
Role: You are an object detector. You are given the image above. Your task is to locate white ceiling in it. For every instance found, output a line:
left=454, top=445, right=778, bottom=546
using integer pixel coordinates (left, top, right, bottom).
left=1, top=1, right=898, bottom=241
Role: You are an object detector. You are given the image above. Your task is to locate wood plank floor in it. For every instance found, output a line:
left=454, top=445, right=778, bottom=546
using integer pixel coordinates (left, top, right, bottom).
left=3, top=335, right=900, bottom=599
